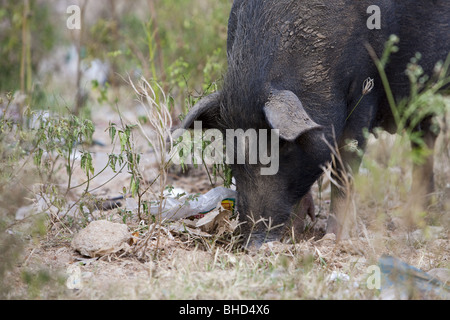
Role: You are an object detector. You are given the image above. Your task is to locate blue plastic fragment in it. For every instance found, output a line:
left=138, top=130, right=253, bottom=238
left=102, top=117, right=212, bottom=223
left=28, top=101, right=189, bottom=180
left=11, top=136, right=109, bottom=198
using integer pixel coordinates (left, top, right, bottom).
left=378, top=254, right=449, bottom=299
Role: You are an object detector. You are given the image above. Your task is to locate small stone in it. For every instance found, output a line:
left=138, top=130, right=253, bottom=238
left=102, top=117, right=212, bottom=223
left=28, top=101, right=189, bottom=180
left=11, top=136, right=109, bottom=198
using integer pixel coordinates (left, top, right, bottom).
left=427, top=268, right=450, bottom=284
left=71, top=220, right=131, bottom=257
left=327, top=271, right=350, bottom=282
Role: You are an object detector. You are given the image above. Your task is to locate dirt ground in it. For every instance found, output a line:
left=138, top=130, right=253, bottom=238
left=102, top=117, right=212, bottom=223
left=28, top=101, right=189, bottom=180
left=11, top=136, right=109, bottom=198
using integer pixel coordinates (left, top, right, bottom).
left=6, top=103, right=450, bottom=300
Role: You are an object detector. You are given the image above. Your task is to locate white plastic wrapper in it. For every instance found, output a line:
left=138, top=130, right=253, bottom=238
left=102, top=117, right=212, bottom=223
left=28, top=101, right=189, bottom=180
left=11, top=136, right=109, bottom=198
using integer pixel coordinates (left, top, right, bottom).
left=128, top=187, right=236, bottom=221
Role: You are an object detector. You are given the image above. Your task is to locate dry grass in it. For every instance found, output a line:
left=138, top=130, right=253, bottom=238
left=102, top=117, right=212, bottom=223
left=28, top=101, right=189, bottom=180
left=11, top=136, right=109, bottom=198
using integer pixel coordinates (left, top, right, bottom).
left=4, top=89, right=449, bottom=301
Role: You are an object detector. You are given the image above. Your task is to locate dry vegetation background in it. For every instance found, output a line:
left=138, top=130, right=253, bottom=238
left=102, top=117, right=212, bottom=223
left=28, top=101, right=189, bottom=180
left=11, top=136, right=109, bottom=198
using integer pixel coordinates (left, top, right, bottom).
left=0, top=0, right=449, bottom=300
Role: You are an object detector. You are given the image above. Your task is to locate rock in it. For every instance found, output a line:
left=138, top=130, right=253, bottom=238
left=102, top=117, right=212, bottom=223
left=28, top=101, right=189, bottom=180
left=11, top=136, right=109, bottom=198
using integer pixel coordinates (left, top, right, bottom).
left=427, top=268, right=450, bottom=284
left=66, top=264, right=83, bottom=290
left=71, top=220, right=131, bottom=257
left=15, top=205, right=34, bottom=221
left=320, top=232, right=336, bottom=242
left=410, top=226, right=446, bottom=244
left=316, top=232, right=336, bottom=247
left=327, top=270, right=350, bottom=282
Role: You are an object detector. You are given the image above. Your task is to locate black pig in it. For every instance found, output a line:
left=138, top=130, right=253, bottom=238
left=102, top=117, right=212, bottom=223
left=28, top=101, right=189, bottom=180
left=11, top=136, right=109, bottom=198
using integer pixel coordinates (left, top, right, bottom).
left=179, top=0, right=449, bottom=248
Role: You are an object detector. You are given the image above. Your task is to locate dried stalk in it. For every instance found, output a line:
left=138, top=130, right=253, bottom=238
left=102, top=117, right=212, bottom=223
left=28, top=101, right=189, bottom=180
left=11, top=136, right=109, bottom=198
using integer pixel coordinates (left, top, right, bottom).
left=129, top=76, right=175, bottom=259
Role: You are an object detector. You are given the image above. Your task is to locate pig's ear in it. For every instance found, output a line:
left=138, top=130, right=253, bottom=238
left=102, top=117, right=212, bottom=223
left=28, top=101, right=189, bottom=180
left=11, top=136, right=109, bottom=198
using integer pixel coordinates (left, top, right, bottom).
left=179, top=92, right=222, bottom=130
left=263, top=89, right=322, bottom=141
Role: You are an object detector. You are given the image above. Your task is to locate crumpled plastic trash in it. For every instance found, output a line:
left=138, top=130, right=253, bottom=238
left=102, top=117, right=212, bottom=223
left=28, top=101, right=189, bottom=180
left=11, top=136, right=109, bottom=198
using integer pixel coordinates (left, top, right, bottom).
left=378, top=254, right=450, bottom=299
left=144, top=187, right=236, bottom=221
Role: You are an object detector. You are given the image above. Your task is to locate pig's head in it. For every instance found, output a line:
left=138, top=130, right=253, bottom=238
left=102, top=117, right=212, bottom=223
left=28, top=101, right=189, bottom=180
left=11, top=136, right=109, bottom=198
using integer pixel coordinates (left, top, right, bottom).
left=178, top=88, right=324, bottom=248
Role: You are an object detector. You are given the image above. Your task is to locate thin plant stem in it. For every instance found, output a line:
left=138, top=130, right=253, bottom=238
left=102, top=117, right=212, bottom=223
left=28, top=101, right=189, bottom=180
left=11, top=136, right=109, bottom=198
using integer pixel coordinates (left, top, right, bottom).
left=345, top=95, right=364, bottom=122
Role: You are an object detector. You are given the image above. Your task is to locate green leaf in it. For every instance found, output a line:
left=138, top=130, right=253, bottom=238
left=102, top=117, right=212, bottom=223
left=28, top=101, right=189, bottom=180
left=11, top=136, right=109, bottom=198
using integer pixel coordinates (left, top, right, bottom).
left=81, top=152, right=94, bottom=177
left=33, top=148, right=43, bottom=167
left=130, top=176, right=139, bottom=197
left=109, top=123, right=117, bottom=144
left=118, top=131, right=127, bottom=152
left=109, top=154, right=117, bottom=172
